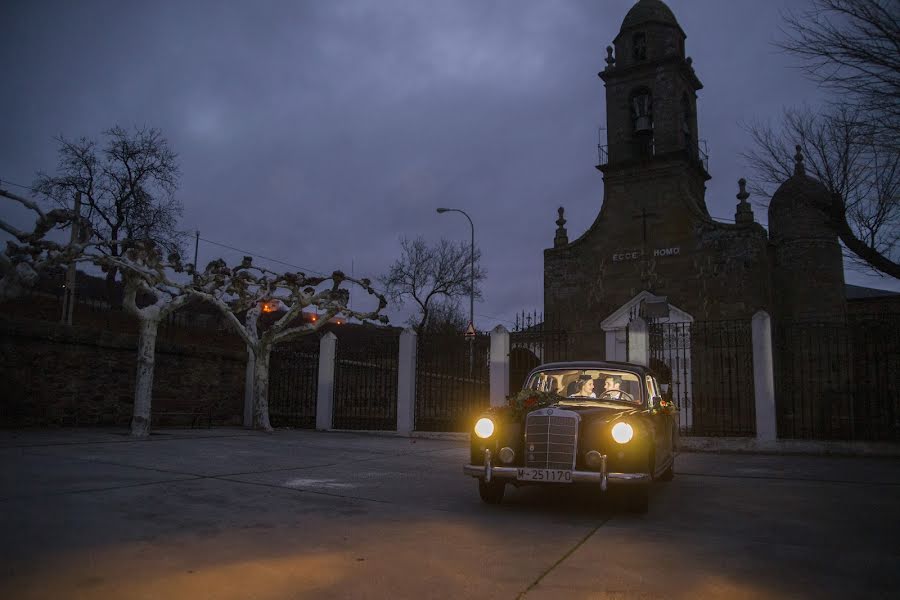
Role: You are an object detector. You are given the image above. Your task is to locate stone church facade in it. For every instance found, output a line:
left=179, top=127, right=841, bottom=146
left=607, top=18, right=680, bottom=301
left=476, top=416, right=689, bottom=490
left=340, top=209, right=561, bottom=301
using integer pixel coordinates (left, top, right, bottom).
left=544, top=0, right=847, bottom=360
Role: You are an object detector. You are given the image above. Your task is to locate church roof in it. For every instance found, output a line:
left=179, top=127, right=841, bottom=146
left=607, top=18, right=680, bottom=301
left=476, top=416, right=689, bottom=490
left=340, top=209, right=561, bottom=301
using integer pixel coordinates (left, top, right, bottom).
left=620, top=0, right=680, bottom=32
left=768, top=146, right=833, bottom=223
left=845, top=284, right=900, bottom=300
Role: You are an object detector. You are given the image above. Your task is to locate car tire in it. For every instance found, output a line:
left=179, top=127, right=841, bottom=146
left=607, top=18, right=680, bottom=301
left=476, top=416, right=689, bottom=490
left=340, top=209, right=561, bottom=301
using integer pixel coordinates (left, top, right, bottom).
left=626, top=484, right=650, bottom=514
left=478, top=479, right=506, bottom=504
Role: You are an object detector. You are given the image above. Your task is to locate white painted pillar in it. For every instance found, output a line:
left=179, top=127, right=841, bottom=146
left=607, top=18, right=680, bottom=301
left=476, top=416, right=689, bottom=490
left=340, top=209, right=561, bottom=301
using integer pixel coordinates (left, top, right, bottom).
left=315, top=332, right=337, bottom=431
left=752, top=310, right=777, bottom=442
left=243, top=345, right=255, bottom=428
left=627, top=316, right=649, bottom=367
left=605, top=329, right=617, bottom=362
left=490, top=325, right=510, bottom=408
left=396, top=328, right=417, bottom=436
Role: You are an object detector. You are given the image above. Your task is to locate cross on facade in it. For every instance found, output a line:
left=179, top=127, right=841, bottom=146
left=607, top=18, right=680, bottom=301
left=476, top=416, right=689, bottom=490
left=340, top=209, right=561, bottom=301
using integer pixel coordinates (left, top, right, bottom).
left=632, top=207, right=658, bottom=245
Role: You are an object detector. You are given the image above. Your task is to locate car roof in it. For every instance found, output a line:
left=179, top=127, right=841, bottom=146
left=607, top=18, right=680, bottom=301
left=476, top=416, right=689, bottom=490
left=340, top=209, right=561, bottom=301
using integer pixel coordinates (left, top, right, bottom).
left=527, top=361, right=651, bottom=378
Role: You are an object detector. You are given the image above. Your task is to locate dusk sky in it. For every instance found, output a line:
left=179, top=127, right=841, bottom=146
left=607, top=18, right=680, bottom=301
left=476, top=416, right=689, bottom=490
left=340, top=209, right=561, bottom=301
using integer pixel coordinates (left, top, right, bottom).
left=3, top=0, right=898, bottom=328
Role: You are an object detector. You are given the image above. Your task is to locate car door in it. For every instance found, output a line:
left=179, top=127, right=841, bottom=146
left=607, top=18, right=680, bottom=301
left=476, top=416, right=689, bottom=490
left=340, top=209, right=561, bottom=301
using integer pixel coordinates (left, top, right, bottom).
left=646, top=375, right=671, bottom=473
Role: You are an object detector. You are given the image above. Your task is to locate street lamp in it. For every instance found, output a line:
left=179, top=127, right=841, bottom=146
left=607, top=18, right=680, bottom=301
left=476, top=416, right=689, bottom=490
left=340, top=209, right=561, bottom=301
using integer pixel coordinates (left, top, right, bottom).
left=436, top=207, right=474, bottom=334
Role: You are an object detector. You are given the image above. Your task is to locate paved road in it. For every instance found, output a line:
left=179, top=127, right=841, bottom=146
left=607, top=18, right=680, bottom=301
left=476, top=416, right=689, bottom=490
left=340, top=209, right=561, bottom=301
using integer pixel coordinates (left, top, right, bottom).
left=1, top=428, right=898, bottom=599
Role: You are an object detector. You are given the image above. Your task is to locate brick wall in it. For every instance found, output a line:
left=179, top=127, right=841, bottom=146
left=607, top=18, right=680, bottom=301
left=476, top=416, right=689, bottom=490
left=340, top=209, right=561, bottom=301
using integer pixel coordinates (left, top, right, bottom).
left=0, top=314, right=246, bottom=427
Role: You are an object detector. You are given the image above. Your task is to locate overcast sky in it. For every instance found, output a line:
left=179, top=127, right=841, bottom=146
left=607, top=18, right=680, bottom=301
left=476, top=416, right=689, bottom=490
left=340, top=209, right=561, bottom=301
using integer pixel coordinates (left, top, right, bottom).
left=2, top=0, right=897, bottom=328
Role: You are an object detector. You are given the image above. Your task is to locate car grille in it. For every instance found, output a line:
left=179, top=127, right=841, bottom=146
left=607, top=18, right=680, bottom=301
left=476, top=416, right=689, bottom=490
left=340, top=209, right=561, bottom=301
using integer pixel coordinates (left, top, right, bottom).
left=524, top=409, right=579, bottom=470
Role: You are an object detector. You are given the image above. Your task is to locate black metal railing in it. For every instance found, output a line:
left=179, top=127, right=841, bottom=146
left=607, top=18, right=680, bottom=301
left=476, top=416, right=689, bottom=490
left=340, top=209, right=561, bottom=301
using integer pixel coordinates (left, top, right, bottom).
left=415, top=332, right=490, bottom=432
left=775, top=314, right=900, bottom=441
left=269, top=337, right=320, bottom=428
left=332, top=329, right=399, bottom=431
left=649, top=319, right=755, bottom=437
left=510, top=312, right=568, bottom=393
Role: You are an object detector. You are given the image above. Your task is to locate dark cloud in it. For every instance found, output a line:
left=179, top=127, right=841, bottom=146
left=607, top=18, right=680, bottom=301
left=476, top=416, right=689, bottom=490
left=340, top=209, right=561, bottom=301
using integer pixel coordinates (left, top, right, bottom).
left=2, top=0, right=896, bottom=328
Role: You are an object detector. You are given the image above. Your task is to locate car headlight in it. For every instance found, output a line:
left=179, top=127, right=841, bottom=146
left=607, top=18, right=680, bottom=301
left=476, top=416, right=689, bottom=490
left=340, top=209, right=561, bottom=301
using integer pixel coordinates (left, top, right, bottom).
left=611, top=422, right=634, bottom=444
left=474, top=417, right=495, bottom=439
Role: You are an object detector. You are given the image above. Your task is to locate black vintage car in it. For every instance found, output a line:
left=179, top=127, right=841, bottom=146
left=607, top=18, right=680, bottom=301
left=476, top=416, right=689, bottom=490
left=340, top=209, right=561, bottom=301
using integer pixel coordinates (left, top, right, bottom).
left=463, top=361, right=678, bottom=512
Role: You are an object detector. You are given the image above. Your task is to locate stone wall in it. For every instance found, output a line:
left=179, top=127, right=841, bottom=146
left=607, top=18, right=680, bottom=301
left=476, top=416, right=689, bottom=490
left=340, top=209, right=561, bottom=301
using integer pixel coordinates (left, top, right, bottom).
left=0, top=315, right=246, bottom=427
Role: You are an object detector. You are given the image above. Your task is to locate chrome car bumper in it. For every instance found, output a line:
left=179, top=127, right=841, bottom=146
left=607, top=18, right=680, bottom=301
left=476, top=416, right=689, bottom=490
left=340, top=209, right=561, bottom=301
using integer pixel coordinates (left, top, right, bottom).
left=463, top=449, right=650, bottom=490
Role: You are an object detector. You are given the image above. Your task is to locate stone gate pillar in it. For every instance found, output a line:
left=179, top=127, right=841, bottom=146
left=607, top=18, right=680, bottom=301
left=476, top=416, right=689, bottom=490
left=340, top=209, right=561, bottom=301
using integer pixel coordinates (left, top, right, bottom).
left=490, top=325, right=510, bottom=407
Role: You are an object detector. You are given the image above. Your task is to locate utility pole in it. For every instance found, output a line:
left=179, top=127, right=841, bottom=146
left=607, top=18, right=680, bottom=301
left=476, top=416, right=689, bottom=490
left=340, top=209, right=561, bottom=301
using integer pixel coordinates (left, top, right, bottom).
left=61, top=192, right=81, bottom=326
left=193, top=230, right=200, bottom=275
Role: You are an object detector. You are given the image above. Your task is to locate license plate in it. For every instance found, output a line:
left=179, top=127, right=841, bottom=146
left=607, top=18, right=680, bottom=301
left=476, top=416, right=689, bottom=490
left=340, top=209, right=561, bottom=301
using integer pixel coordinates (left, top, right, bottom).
left=517, top=468, right=573, bottom=483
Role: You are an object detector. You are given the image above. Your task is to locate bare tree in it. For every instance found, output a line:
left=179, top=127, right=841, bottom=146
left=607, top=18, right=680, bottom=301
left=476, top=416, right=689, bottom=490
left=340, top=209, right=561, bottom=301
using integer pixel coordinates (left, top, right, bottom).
left=32, top=126, right=183, bottom=302
left=778, top=0, right=900, bottom=146
left=743, top=106, right=899, bottom=278
left=192, top=258, right=388, bottom=432
left=380, top=237, right=486, bottom=334
left=741, top=1, right=900, bottom=278
left=93, top=242, right=198, bottom=437
left=421, top=298, right=468, bottom=335
left=0, top=186, right=91, bottom=300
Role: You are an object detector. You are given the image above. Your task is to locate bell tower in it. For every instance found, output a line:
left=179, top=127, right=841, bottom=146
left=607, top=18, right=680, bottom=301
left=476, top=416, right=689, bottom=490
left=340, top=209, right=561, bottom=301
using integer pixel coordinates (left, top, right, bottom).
left=598, top=0, right=710, bottom=216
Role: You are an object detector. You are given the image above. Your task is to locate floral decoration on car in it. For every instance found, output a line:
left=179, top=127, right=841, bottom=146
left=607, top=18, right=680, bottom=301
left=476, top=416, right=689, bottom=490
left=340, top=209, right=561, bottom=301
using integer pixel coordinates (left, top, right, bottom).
left=503, top=389, right=563, bottom=421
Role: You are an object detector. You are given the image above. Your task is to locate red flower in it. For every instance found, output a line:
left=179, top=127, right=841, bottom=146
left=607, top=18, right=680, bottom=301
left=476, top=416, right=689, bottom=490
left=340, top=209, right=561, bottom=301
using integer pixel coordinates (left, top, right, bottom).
left=524, top=397, right=538, bottom=407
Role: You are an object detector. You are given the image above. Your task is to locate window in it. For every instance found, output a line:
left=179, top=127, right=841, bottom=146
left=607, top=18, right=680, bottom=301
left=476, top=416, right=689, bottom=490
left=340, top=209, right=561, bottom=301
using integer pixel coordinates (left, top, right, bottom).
left=630, top=89, right=653, bottom=133
left=633, top=33, right=647, bottom=61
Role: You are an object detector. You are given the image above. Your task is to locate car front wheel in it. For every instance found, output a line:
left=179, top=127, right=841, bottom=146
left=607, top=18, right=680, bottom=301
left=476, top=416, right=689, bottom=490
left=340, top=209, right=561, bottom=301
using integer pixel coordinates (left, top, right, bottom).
left=478, top=479, right=506, bottom=504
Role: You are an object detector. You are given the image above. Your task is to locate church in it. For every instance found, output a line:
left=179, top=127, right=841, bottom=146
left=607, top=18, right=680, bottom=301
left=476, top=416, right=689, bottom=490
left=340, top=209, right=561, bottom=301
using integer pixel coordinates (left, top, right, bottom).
left=544, top=0, right=850, bottom=360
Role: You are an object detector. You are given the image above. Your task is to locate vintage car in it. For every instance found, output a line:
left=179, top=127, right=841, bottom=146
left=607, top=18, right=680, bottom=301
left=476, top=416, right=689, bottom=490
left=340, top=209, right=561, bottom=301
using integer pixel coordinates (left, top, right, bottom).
left=463, top=361, right=677, bottom=512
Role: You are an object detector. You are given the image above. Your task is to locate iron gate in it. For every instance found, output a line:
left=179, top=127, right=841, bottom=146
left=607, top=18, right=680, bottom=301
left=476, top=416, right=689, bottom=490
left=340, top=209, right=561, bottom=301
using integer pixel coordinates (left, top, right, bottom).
left=415, top=332, right=490, bottom=432
left=509, top=316, right=568, bottom=393
left=332, top=328, right=399, bottom=430
left=269, top=337, right=320, bottom=428
left=649, top=319, right=755, bottom=436
left=775, top=314, right=900, bottom=441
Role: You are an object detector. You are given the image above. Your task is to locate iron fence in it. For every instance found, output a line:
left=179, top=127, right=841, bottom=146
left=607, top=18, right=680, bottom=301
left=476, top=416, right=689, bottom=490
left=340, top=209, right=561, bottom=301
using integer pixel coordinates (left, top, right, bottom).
left=776, top=314, right=900, bottom=441
left=509, top=312, right=568, bottom=393
left=649, top=319, right=755, bottom=436
left=415, top=332, right=490, bottom=432
left=269, top=337, right=319, bottom=428
left=332, top=328, right=399, bottom=430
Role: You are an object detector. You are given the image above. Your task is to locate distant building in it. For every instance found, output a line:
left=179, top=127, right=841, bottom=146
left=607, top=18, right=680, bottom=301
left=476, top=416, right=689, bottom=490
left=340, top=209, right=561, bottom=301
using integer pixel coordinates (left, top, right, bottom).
left=543, top=0, right=890, bottom=359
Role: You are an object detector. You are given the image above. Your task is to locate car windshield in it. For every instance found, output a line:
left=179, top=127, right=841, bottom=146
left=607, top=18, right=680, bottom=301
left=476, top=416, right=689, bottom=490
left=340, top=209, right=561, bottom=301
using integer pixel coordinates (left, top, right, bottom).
left=525, top=369, right=643, bottom=405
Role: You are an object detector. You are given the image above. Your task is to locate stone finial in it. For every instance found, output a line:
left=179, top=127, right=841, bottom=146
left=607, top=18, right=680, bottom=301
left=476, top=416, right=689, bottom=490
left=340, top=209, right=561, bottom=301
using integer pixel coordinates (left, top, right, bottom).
left=793, top=144, right=805, bottom=176
left=554, top=206, right=568, bottom=248
left=686, top=56, right=693, bottom=67
left=735, top=178, right=754, bottom=225
left=604, top=46, right=615, bottom=69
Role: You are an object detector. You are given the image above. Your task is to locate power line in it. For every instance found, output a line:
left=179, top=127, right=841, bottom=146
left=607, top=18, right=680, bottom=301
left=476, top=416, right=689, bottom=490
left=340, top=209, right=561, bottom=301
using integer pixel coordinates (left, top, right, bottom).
left=197, top=236, right=329, bottom=277
left=0, top=177, right=34, bottom=191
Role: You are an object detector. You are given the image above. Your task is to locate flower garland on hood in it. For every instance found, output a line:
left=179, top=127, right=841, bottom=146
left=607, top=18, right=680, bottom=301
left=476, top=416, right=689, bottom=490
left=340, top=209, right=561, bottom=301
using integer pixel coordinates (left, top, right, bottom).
left=489, top=389, right=565, bottom=422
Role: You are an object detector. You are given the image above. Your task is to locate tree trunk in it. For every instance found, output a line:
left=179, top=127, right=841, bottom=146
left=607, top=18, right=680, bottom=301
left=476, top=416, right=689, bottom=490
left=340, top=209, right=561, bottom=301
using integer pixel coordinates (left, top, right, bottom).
left=105, top=266, right=119, bottom=307
left=131, top=318, right=160, bottom=437
left=253, top=346, right=274, bottom=432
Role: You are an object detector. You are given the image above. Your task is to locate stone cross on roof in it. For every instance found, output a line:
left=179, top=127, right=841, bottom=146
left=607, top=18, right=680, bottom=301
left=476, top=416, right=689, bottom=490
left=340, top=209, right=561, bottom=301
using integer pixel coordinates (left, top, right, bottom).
left=734, top=178, right=754, bottom=225
left=554, top=207, right=568, bottom=248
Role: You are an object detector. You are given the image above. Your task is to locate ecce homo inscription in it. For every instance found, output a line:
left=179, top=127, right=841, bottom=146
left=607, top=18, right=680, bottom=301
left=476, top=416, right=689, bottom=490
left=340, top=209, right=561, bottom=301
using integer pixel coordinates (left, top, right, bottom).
left=612, top=247, right=680, bottom=262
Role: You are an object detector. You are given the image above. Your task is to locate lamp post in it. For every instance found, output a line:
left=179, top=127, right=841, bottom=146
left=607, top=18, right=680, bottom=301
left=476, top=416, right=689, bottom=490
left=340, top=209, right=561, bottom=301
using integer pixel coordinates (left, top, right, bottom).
left=437, top=207, right=475, bottom=376
left=436, top=207, right=474, bottom=333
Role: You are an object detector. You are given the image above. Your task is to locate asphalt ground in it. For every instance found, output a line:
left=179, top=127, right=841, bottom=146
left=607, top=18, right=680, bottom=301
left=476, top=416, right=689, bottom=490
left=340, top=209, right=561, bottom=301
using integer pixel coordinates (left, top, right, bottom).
left=1, top=428, right=898, bottom=599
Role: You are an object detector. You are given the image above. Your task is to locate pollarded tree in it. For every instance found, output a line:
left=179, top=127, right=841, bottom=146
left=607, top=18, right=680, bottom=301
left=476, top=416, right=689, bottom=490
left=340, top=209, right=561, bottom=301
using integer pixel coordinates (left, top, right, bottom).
left=93, top=242, right=203, bottom=437
left=192, top=257, right=388, bottom=432
left=0, top=186, right=91, bottom=300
